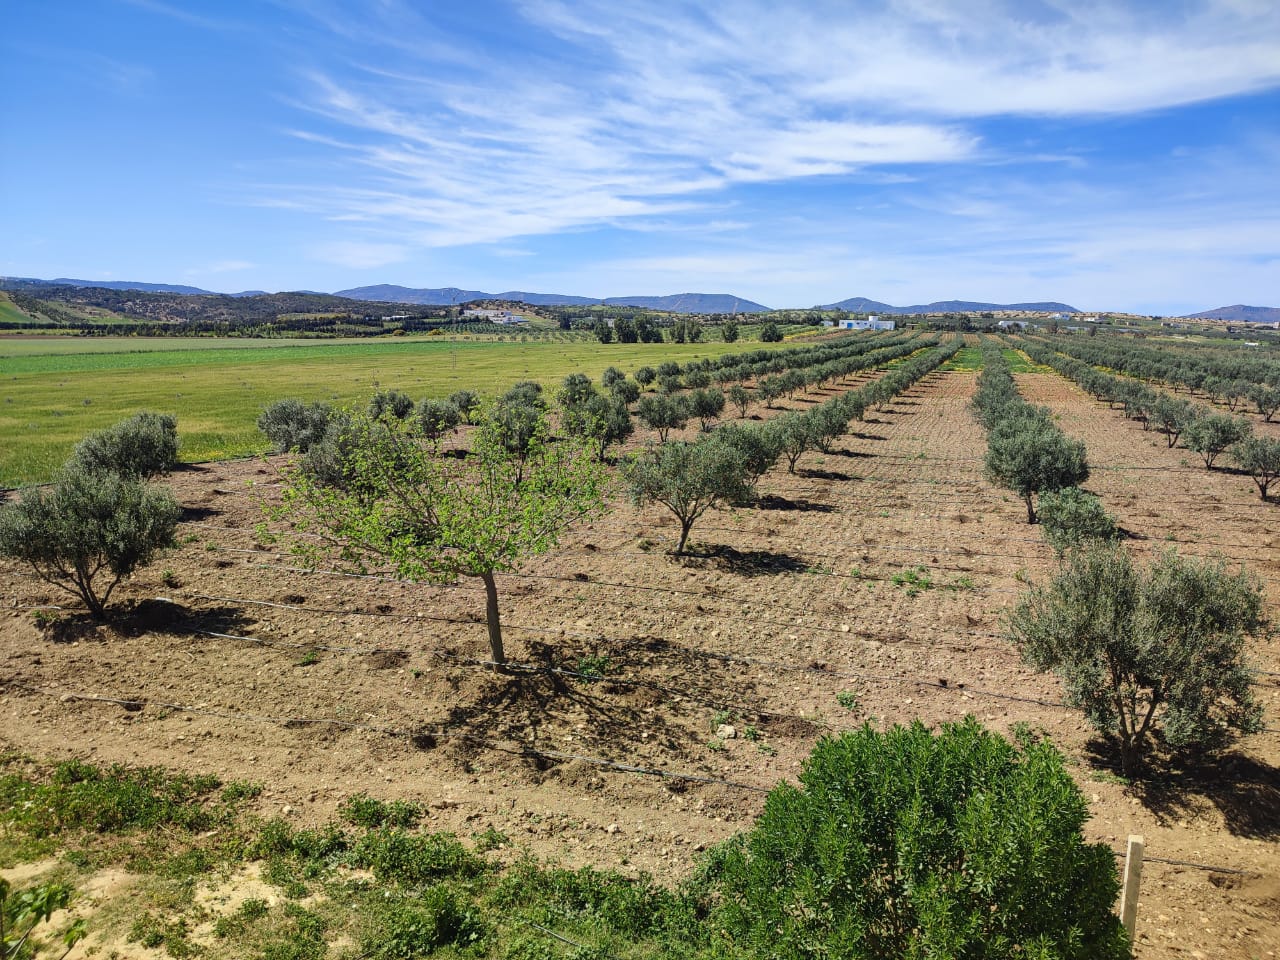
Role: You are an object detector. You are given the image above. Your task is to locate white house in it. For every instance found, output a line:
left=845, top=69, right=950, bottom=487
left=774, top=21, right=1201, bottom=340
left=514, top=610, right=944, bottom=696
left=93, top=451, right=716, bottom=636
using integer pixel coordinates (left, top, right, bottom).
left=840, top=315, right=895, bottom=331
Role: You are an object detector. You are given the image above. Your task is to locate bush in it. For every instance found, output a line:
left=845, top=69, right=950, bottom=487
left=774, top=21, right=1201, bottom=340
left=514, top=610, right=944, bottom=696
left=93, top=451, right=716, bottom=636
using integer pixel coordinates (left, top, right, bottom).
left=447, top=390, right=481, bottom=424
left=350, top=829, right=486, bottom=886
left=1037, top=487, right=1120, bottom=556
left=364, top=888, right=488, bottom=958
left=634, top=366, right=656, bottom=387
left=759, top=321, right=783, bottom=343
left=687, top=387, right=725, bottom=430
left=369, top=389, right=415, bottom=421
left=700, top=718, right=1127, bottom=960
left=72, top=411, right=178, bottom=478
left=636, top=394, right=689, bottom=443
left=1009, top=544, right=1264, bottom=775
left=416, top=398, right=461, bottom=442
left=0, top=465, right=179, bottom=619
left=258, top=399, right=332, bottom=454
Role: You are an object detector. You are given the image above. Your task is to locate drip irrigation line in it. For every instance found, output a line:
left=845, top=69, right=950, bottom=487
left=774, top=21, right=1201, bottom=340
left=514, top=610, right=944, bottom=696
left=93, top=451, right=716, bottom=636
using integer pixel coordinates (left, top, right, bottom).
left=3, top=680, right=1260, bottom=877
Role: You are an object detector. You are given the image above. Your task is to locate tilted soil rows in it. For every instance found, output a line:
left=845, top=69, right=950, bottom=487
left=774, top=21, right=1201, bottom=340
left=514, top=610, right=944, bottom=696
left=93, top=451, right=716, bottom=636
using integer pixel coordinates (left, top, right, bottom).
left=1, top=363, right=1277, bottom=958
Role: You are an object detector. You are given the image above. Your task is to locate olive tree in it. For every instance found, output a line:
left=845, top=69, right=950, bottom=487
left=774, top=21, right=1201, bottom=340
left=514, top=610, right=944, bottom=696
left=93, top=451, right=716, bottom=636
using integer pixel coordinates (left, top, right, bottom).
left=276, top=405, right=608, bottom=669
left=727, top=384, right=753, bottom=418
left=772, top=412, right=813, bottom=473
left=700, top=718, right=1128, bottom=960
left=636, top=394, right=689, bottom=442
left=1232, top=436, right=1280, bottom=500
left=416, top=398, right=461, bottom=443
left=490, top=381, right=548, bottom=484
left=1184, top=412, right=1251, bottom=469
left=1250, top=384, right=1280, bottom=423
left=985, top=417, right=1089, bottom=523
left=369, top=389, right=414, bottom=421
left=0, top=465, right=179, bottom=620
left=1036, top=487, right=1120, bottom=557
left=1009, top=544, right=1264, bottom=775
left=624, top=437, right=753, bottom=554
left=759, top=321, right=782, bottom=343
left=1149, top=395, right=1195, bottom=448
left=72, top=412, right=179, bottom=478
left=562, top=393, right=633, bottom=461
left=258, top=399, right=332, bottom=454
left=447, top=390, right=480, bottom=424
left=688, top=387, right=725, bottom=431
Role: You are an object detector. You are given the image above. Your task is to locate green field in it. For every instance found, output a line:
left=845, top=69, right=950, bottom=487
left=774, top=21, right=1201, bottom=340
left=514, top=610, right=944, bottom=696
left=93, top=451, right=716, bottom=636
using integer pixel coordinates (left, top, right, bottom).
left=0, top=332, right=822, bottom=485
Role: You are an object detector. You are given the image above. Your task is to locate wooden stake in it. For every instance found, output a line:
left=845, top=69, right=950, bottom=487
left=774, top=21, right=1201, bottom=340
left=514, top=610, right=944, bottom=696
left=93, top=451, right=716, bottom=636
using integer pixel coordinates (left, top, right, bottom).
left=1120, top=834, right=1144, bottom=939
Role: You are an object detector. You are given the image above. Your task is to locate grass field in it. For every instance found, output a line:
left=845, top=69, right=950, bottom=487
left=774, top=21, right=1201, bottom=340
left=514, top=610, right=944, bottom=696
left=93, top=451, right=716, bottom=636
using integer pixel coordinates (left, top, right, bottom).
left=0, top=292, right=35, bottom=325
left=0, top=332, right=825, bottom=485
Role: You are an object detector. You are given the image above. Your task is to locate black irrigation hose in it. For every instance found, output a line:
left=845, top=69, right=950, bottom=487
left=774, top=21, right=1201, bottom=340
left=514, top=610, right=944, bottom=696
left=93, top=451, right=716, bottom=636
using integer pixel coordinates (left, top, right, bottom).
left=3, top=679, right=1260, bottom=876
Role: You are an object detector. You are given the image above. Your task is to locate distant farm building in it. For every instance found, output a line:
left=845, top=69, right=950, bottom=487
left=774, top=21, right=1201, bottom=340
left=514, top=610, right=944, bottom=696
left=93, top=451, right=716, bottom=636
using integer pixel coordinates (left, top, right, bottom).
left=462, top=308, right=528, bottom=324
left=840, top=315, right=895, bottom=331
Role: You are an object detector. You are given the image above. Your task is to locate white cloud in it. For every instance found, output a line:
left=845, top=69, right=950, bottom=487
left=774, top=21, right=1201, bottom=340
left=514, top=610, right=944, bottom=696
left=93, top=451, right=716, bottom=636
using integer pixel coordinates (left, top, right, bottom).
left=310, top=240, right=410, bottom=269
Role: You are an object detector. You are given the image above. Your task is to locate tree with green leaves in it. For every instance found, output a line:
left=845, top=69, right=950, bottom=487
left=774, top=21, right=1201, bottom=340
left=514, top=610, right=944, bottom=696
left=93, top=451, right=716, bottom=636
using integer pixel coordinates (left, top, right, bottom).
left=722, top=318, right=739, bottom=343
left=490, top=381, right=549, bottom=485
left=772, top=412, right=813, bottom=473
left=1, top=879, right=86, bottom=960
left=1232, top=436, right=1280, bottom=500
left=416, top=398, right=461, bottom=444
left=985, top=416, right=1089, bottom=523
left=1149, top=394, right=1195, bottom=448
left=636, top=394, right=689, bottom=442
left=624, top=437, right=753, bottom=554
left=0, top=464, right=179, bottom=620
left=727, top=384, right=753, bottom=418
left=1009, top=544, right=1264, bottom=775
left=699, top=718, right=1128, bottom=960
left=1250, top=384, right=1280, bottom=423
left=447, top=390, right=480, bottom=425
left=634, top=366, right=656, bottom=388
left=1184, top=412, right=1252, bottom=469
left=759, top=321, right=782, bottom=343
left=688, top=387, right=726, bottom=431
left=369, top=389, right=414, bottom=421
left=562, top=393, right=633, bottom=461
left=1036, top=487, right=1120, bottom=557
left=258, top=399, right=332, bottom=454
left=275, top=405, right=608, bottom=668
left=72, top=411, right=179, bottom=479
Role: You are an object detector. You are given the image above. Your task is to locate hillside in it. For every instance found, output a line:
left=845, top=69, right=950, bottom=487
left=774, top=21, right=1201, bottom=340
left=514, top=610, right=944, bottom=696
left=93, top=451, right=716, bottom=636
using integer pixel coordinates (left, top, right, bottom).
left=822, top=297, right=1079, bottom=314
left=1183, top=304, right=1280, bottom=323
left=335, top=285, right=769, bottom=313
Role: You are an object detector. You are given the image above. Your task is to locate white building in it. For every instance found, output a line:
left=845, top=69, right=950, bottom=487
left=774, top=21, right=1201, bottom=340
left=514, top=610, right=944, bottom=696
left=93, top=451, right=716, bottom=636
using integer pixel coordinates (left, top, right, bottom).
left=840, top=315, right=895, bottom=331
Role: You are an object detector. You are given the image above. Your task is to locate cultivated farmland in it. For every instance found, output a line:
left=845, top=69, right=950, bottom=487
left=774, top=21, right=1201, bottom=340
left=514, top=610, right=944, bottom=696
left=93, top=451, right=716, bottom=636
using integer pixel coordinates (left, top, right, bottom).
left=1, top=332, right=1277, bottom=957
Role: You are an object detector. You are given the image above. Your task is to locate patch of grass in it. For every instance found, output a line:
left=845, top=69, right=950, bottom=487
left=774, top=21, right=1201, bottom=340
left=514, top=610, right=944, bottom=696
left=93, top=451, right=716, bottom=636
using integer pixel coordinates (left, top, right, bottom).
left=573, top=655, right=615, bottom=681
left=941, top=346, right=984, bottom=372
left=339, top=794, right=424, bottom=830
left=891, top=565, right=934, bottom=596
left=836, top=691, right=860, bottom=711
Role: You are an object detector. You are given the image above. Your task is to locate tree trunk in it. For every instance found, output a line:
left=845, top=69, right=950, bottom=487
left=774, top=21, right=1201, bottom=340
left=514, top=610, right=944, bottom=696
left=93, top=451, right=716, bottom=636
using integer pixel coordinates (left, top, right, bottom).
left=675, top=519, right=693, bottom=555
left=478, top=571, right=505, bottom=671
left=1024, top=492, right=1037, bottom=524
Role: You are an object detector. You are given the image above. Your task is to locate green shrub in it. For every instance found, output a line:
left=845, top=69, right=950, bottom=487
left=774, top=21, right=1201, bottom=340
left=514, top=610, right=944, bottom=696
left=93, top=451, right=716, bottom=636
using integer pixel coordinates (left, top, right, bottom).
left=363, top=887, right=488, bottom=958
left=0, top=466, right=179, bottom=619
left=72, top=411, right=179, bottom=478
left=1037, top=487, right=1120, bottom=556
left=416, top=398, right=461, bottom=442
left=350, top=829, right=486, bottom=886
left=339, top=793, right=424, bottom=830
left=257, top=398, right=332, bottom=454
left=699, top=718, right=1128, bottom=959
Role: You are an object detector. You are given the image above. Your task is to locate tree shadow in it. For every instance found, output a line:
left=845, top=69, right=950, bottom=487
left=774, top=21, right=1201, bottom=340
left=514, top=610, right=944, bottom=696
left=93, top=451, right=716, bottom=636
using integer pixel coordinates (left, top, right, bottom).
left=681, top=544, right=811, bottom=577
left=119, top=598, right=259, bottom=640
left=798, top=467, right=854, bottom=481
left=755, top=494, right=834, bottom=513
left=1084, top=739, right=1280, bottom=840
left=180, top=505, right=221, bottom=522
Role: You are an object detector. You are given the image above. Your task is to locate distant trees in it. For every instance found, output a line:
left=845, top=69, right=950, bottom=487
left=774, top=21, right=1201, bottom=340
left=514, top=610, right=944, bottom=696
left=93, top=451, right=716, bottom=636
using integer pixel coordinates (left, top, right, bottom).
left=1009, top=544, right=1264, bottom=775
left=722, top=319, right=739, bottom=343
left=0, top=464, right=179, bottom=619
left=759, top=322, right=783, bottom=343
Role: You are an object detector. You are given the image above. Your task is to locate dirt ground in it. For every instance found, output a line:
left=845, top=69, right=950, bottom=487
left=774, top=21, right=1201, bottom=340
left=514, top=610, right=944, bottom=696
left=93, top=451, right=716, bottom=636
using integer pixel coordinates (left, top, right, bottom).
left=2, top=364, right=1278, bottom=958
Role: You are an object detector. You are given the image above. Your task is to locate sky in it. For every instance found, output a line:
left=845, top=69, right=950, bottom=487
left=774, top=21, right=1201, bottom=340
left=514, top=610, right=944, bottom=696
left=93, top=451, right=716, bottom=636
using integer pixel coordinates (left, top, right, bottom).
left=2, top=1, right=1279, bottom=313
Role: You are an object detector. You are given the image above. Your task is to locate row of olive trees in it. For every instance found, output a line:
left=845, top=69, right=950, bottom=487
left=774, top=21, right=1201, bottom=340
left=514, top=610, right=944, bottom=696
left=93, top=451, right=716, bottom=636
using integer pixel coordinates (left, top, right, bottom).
left=626, top=341, right=963, bottom=553
left=971, top=343, right=1090, bottom=522
left=0, top=413, right=182, bottom=619
left=1021, top=339, right=1280, bottom=500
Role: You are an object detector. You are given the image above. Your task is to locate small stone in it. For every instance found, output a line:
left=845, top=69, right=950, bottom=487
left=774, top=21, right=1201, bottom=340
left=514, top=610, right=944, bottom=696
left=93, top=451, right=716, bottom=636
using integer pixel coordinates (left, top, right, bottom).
left=840, top=624, right=850, bottom=633
left=606, top=823, right=620, bottom=834
left=716, top=724, right=737, bottom=740
left=282, top=805, right=295, bottom=815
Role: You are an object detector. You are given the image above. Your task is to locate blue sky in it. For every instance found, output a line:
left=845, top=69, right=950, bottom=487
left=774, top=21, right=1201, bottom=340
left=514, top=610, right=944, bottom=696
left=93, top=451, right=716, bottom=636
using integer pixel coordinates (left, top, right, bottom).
left=3, top=0, right=1279, bottom=313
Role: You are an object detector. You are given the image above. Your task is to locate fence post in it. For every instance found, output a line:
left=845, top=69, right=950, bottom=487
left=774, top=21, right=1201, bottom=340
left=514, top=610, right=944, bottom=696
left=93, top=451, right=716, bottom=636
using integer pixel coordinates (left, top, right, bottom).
left=1119, top=834, right=1144, bottom=940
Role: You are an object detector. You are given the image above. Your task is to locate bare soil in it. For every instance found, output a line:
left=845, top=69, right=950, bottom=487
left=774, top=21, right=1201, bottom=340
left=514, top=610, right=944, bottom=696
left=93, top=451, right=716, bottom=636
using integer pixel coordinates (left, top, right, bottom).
left=2, top=367, right=1277, bottom=958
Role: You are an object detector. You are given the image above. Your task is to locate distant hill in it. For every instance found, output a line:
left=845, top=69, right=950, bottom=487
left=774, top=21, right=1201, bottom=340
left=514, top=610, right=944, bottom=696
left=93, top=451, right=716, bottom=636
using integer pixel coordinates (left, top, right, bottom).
left=601, top=293, right=770, bottom=313
left=822, top=297, right=1079, bottom=315
left=336, top=285, right=770, bottom=313
left=50, top=277, right=216, bottom=295
left=1182, top=304, right=1280, bottom=323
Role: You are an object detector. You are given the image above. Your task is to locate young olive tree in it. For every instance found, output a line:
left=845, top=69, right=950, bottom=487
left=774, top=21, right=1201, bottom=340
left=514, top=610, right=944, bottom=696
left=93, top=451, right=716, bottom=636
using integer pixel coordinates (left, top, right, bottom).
left=258, top=399, right=333, bottom=454
left=727, top=384, right=753, bottom=418
left=447, top=390, right=480, bottom=425
left=688, top=387, right=726, bottom=431
left=1037, top=487, right=1120, bottom=557
left=416, top=398, right=461, bottom=443
left=562, top=393, right=634, bottom=461
left=985, top=417, right=1089, bottom=523
left=1184, top=412, right=1252, bottom=469
left=275, top=405, right=608, bottom=669
left=1009, top=544, right=1264, bottom=775
left=0, top=465, right=179, bottom=619
left=368, top=389, right=415, bottom=422
left=636, top=394, right=689, bottom=442
left=624, top=437, right=753, bottom=554
left=1232, top=436, right=1280, bottom=500
left=72, top=412, right=179, bottom=479
left=700, top=718, right=1127, bottom=960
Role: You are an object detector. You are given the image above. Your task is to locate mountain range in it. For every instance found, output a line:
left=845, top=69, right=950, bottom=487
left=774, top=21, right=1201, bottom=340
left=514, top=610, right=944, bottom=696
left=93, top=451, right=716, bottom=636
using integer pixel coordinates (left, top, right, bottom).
left=332, top=285, right=771, bottom=313
left=1181, top=304, right=1280, bottom=323
left=820, top=297, right=1081, bottom=314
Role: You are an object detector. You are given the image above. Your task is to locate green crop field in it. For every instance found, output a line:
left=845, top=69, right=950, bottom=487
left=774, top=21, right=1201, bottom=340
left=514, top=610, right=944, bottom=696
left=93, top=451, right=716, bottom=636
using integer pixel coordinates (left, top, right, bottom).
left=0, top=331, right=822, bottom=485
